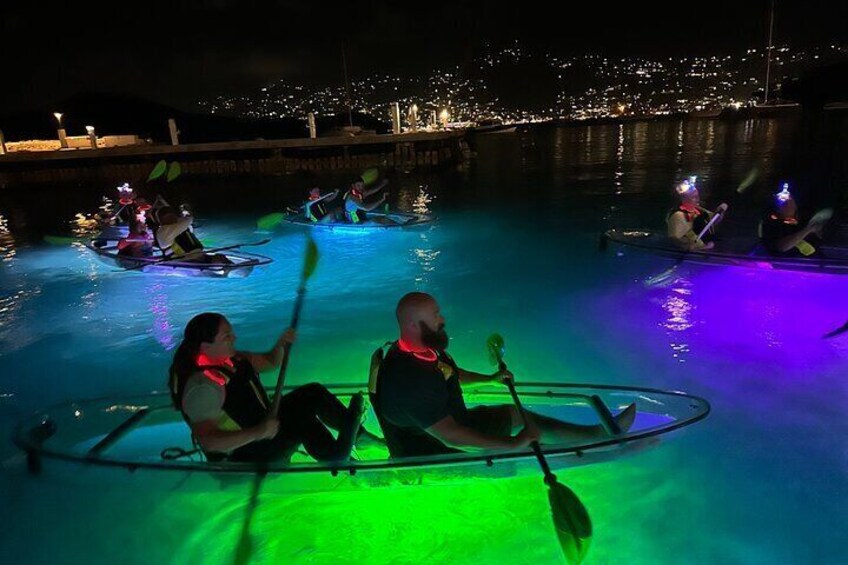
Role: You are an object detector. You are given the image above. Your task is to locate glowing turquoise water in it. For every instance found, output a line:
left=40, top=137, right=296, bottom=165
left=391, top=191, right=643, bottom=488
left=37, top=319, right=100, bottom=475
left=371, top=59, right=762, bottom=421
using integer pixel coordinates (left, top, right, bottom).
left=1, top=118, right=847, bottom=563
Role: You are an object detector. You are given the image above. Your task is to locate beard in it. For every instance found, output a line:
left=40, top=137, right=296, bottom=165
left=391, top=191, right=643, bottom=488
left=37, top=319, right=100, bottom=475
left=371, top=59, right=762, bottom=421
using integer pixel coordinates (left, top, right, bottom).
left=420, top=321, right=449, bottom=350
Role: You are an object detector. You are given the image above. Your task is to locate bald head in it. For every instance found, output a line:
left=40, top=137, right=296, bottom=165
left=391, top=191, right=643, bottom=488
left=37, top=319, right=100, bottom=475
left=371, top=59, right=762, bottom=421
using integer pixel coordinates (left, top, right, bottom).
left=395, top=292, right=447, bottom=348
left=396, top=292, right=436, bottom=325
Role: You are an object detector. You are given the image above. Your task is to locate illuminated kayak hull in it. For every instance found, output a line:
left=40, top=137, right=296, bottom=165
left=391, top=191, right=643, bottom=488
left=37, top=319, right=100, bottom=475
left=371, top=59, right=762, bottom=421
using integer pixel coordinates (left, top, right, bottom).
left=14, top=383, right=709, bottom=493
left=603, top=229, right=848, bottom=275
left=284, top=211, right=435, bottom=231
left=85, top=237, right=273, bottom=278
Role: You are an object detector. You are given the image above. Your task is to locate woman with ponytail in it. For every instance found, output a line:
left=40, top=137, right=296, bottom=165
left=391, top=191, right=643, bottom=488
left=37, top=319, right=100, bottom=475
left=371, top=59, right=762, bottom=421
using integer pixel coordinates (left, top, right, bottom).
left=169, top=312, right=363, bottom=463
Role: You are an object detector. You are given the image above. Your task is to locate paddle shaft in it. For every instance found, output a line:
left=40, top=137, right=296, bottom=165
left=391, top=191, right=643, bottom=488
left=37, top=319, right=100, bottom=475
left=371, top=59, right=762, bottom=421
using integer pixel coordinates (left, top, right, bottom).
left=123, top=238, right=270, bottom=271
left=270, top=285, right=307, bottom=414
left=499, top=361, right=556, bottom=480
left=695, top=209, right=724, bottom=241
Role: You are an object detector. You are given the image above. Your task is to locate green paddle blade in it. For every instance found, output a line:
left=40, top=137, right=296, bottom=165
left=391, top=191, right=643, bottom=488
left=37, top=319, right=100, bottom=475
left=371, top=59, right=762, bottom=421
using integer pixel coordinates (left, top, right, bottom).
left=166, top=162, right=182, bottom=182
left=302, top=234, right=319, bottom=280
left=736, top=167, right=759, bottom=194
left=486, top=333, right=505, bottom=366
left=147, top=160, right=168, bottom=182
left=549, top=480, right=593, bottom=564
left=361, top=167, right=379, bottom=186
left=43, top=235, right=82, bottom=245
left=256, top=212, right=286, bottom=231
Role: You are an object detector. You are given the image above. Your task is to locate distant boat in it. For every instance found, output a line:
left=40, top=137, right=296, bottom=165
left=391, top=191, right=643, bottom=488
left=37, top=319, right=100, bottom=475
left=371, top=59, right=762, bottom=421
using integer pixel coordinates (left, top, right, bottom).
left=688, top=107, right=723, bottom=119
left=473, top=120, right=521, bottom=134
left=754, top=0, right=800, bottom=113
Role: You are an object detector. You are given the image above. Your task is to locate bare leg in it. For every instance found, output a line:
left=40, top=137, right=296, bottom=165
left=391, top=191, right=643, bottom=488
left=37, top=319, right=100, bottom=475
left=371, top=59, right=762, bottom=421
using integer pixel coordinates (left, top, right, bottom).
left=507, top=403, right=637, bottom=444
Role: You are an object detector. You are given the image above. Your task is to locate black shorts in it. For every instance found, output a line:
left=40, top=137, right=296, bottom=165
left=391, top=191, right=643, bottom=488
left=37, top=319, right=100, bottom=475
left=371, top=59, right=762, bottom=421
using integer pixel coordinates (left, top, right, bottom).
left=462, top=405, right=514, bottom=437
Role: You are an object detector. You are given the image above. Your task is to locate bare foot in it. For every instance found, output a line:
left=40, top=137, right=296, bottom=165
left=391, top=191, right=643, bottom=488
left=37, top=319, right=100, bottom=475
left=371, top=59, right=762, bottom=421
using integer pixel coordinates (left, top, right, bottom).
left=614, top=403, right=637, bottom=433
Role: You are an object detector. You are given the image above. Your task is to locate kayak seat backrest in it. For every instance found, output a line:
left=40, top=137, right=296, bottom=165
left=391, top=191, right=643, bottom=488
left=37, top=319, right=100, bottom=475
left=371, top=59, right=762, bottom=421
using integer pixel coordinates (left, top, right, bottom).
left=368, top=342, right=394, bottom=443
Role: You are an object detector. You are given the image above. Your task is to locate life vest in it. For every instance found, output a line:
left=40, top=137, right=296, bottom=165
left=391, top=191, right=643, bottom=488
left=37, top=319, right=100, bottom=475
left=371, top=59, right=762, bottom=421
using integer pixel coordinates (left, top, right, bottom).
left=344, top=188, right=365, bottom=223
left=759, top=214, right=816, bottom=256
left=667, top=204, right=714, bottom=243
left=171, top=356, right=270, bottom=435
left=159, top=225, right=204, bottom=257
left=370, top=340, right=462, bottom=457
left=306, top=198, right=329, bottom=222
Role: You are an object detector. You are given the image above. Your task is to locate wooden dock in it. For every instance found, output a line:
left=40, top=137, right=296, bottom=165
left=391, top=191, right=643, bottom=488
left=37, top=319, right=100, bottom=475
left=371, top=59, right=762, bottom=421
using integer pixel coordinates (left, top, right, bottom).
left=0, top=130, right=470, bottom=187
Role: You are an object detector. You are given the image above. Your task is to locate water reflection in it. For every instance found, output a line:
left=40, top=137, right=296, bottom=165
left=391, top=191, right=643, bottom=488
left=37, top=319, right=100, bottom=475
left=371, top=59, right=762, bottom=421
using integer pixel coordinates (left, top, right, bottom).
left=659, top=279, right=695, bottom=362
left=0, top=214, right=16, bottom=263
left=147, top=282, right=177, bottom=350
left=409, top=185, right=439, bottom=287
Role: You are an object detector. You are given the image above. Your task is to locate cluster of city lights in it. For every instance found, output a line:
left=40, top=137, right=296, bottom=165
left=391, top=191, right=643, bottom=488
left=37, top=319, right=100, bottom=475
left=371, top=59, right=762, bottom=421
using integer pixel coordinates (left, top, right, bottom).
left=198, top=43, right=846, bottom=124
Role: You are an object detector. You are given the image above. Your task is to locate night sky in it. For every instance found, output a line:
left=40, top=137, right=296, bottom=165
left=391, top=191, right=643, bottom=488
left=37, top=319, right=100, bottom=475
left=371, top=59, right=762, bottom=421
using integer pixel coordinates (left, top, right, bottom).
left=1, top=1, right=845, bottom=113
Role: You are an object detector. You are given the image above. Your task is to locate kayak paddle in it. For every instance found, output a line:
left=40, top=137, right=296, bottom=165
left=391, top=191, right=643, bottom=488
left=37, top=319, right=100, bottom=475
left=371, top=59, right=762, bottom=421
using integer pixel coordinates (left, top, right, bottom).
left=233, top=234, right=319, bottom=565
left=120, top=238, right=271, bottom=272
left=270, top=233, right=319, bottom=412
left=256, top=191, right=339, bottom=230
left=486, top=333, right=592, bottom=564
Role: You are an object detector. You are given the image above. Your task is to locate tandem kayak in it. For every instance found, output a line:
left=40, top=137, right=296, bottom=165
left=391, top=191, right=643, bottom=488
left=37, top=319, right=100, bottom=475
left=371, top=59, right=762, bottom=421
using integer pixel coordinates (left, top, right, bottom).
left=13, top=382, right=709, bottom=493
left=284, top=211, right=435, bottom=231
left=602, top=229, right=848, bottom=275
left=85, top=234, right=273, bottom=278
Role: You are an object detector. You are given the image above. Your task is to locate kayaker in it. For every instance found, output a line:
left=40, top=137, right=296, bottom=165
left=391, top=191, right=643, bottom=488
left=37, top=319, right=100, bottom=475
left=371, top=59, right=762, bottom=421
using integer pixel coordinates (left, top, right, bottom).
left=153, top=206, right=231, bottom=264
left=343, top=178, right=389, bottom=224
left=113, top=182, right=138, bottom=225
left=169, top=312, right=364, bottom=463
left=759, top=183, right=830, bottom=257
left=117, top=215, right=154, bottom=258
left=371, top=292, right=636, bottom=457
left=304, top=188, right=341, bottom=224
left=667, top=176, right=728, bottom=251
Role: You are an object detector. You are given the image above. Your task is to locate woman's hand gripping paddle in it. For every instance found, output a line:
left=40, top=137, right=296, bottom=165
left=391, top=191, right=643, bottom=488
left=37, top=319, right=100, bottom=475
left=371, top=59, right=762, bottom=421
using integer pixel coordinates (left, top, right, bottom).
left=234, top=234, right=319, bottom=565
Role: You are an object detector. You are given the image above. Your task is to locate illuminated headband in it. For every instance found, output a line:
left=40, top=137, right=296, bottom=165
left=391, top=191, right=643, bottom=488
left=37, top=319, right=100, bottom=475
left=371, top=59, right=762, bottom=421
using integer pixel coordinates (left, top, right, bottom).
left=675, top=175, right=698, bottom=195
left=775, top=183, right=792, bottom=205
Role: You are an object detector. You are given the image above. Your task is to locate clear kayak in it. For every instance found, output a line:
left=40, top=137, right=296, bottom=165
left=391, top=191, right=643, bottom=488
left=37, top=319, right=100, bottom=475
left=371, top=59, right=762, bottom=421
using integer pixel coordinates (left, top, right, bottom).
left=85, top=232, right=273, bottom=278
left=284, top=211, right=435, bottom=231
left=602, top=229, right=848, bottom=275
left=13, top=383, right=709, bottom=493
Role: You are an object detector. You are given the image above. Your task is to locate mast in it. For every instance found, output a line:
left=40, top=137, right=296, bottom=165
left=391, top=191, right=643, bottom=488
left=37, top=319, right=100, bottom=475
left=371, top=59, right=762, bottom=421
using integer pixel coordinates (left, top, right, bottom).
left=763, top=0, right=775, bottom=104
left=341, top=43, right=354, bottom=127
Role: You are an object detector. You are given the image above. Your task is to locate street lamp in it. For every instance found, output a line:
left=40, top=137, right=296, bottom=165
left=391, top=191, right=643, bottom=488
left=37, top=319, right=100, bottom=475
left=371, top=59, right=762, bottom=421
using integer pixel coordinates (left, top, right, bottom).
left=408, top=104, right=419, bottom=132
left=54, top=112, right=68, bottom=149
left=439, top=109, right=450, bottom=129
left=85, top=125, right=97, bottom=149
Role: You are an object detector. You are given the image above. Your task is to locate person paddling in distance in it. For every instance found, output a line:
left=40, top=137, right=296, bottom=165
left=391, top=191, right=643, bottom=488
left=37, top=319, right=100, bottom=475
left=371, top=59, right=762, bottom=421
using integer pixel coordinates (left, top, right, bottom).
left=304, top=188, right=342, bottom=224
left=667, top=176, right=728, bottom=251
left=370, top=292, right=636, bottom=457
left=759, top=183, right=831, bottom=257
left=343, top=177, right=392, bottom=224
left=169, top=313, right=364, bottom=463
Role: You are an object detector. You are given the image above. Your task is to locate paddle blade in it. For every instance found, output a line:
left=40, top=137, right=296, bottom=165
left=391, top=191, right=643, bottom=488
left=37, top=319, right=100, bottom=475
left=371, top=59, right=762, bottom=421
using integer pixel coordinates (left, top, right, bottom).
left=256, top=212, right=286, bottom=231
left=147, top=160, right=168, bottom=182
left=302, top=235, right=319, bottom=280
left=166, top=162, right=182, bottom=182
left=44, top=235, right=82, bottom=245
left=736, top=167, right=759, bottom=194
left=361, top=167, right=379, bottom=186
left=486, top=333, right=505, bottom=367
left=548, top=480, right=593, bottom=564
